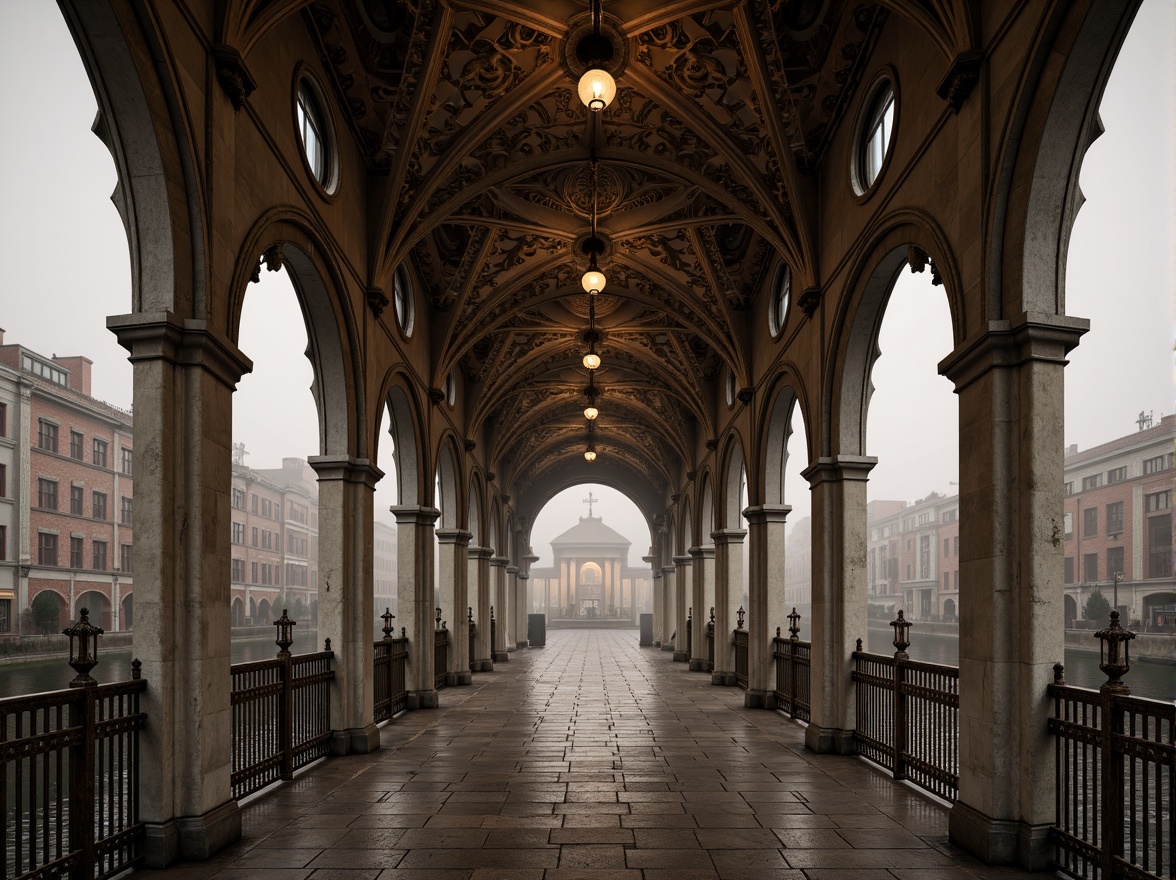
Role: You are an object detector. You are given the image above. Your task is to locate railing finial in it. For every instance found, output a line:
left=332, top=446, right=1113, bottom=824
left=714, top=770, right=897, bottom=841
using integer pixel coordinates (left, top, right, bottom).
left=788, top=607, right=801, bottom=641
left=274, top=609, right=296, bottom=656
left=890, top=609, right=910, bottom=660
left=1095, top=610, right=1135, bottom=693
left=1052, top=662, right=1065, bottom=685
left=381, top=607, right=395, bottom=640
left=63, top=607, right=103, bottom=686
left=736, top=606, right=746, bottom=630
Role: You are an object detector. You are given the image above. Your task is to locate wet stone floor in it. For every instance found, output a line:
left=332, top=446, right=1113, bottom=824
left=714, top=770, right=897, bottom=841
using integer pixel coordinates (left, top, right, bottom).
left=142, top=628, right=1047, bottom=880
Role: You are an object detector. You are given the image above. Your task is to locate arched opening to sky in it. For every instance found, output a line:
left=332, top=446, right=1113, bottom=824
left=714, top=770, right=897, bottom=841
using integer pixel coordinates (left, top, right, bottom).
left=528, top=484, right=650, bottom=569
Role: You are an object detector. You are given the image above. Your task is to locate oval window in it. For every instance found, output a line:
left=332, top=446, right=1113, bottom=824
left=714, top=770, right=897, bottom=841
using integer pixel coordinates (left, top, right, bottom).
left=393, top=266, right=414, bottom=338
left=296, top=77, right=338, bottom=194
left=769, top=263, right=791, bottom=338
left=853, top=78, right=895, bottom=195
left=725, top=367, right=736, bottom=407
left=445, top=370, right=456, bottom=407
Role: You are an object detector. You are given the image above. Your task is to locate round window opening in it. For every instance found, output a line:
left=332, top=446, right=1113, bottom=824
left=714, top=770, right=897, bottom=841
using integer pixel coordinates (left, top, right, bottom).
left=393, top=266, right=415, bottom=337
left=769, top=263, right=791, bottom=338
left=296, top=78, right=338, bottom=194
left=853, top=78, right=895, bottom=195
left=445, top=371, right=456, bottom=407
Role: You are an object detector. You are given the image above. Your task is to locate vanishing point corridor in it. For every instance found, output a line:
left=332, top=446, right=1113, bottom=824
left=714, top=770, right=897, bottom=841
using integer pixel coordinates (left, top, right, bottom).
left=144, top=631, right=1042, bottom=880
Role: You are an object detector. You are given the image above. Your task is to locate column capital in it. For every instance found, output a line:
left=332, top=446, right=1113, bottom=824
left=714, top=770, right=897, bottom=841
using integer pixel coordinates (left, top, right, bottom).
left=107, top=311, right=253, bottom=388
left=505, top=565, right=519, bottom=575
left=938, top=312, right=1089, bottom=392
left=517, top=572, right=530, bottom=582
left=743, top=504, right=791, bottom=525
left=711, top=528, right=747, bottom=546
left=689, top=545, right=715, bottom=561
left=468, top=545, right=493, bottom=560
left=489, top=556, right=509, bottom=568
left=672, top=555, right=693, bottom=566
left=308, top=455, right=384, bottom=488
left=660, top=565, right=676, bottom=576
left=802, top=455, right=877, bottom=488
left=435, top=528, right=473, bottom=546
left=390, top=505, right=440, bottom=526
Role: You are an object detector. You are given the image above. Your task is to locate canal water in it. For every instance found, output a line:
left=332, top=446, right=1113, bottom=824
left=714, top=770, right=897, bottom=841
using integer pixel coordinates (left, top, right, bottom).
left=0, top=627, right=1171, bottom=701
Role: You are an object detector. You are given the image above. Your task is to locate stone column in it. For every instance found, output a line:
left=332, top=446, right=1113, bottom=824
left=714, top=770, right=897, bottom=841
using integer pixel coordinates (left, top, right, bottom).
left=802, top=456, right=875, bottom=754
left=672, top=555, right=692, bottom=662
left=644, top=553, right=660, bottom=645
left=490, top=556, right=509, bottom=661
left=688, top=546, right=708, bottom=670
left=660, top=565, right=676, bottom=651
left=309, top=455, right=383, bottom=753
left=391, top=504, right=440, bottom=709
left=435, top=528, right=472, bottom=685
left=520, top=550, right=538, bottom=645
left=108, top=313, right=250, bottom=864
left=505, top=564, right=519, bottom=651
left=744, top=505, right=790, bottom=708
left=468, top=545, right=493, bottom=671
left=939, top=315, right=1086, bottom=868
left=711, top=529, right=746, bottom=686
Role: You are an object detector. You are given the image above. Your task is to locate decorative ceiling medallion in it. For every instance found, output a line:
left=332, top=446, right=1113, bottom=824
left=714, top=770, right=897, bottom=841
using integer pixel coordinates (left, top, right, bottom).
left=562, top=12, right=628, bottom=85
left=565, top=163, right=623, bottom=216
left=566, top=293, right=622, bottom=320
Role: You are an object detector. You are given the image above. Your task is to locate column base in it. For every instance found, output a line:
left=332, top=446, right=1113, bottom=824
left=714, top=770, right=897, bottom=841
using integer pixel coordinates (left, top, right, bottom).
left=516, top=640, right=528, bottom=649
left=506, top=645, right=516, bottom=653
left=475, top=658, right=494, bottom=672
left=493, top=651, right=510, bottom=662
left=804, top=724, right=856, bottom=754
left=330, top=724, right=380, bottom=755
left=710, top=671, right=736, bottom=686
left=142, top=799, right=241, bottom=866
left=948, top=801, right=1052, bottom=869
left=744, top=689, right=768, bottom=709
left=406, top=689, right=438, bottom=710
left=673, top=651, right=689, bottom=662
left=688, top=659, right=706, bottom=672
left=661, top=642, right=675, bottom=652
left=455, top=671, right=473, bottom=685
left=653, top=640, right=662, bottom=647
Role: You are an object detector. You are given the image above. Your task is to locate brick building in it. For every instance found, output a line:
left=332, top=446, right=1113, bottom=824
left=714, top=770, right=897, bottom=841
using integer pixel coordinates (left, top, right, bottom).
left=373, top=519, right=397, bottom=622
left=0, top=330, right=134, bottom=633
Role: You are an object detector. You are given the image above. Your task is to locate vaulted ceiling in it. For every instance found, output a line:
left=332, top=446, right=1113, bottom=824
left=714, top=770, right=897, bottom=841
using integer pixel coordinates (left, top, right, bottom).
left=301, top=0, right=894, bottom=516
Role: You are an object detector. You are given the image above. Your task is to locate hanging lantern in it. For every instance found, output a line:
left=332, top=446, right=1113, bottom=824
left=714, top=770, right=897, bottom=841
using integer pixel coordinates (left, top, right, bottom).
left=584, top=447, right=597, bottom=461
left=576, top=1, right=617, bottom=111
left=581, top=261, right=607, bottom=295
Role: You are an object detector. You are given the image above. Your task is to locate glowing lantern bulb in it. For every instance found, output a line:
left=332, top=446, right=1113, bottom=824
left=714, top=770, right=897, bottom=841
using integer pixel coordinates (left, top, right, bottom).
left=584, top=405, right=599, bottom=420
left=582, top=352, right=601, bottom=371
left=578, top=69, right=616, bottom=111
left=581, top=267, right=607, bottom=295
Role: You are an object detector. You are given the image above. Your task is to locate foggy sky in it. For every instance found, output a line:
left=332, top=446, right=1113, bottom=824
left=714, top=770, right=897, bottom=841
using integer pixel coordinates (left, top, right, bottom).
left=0, top=1, right=1171, bottom=562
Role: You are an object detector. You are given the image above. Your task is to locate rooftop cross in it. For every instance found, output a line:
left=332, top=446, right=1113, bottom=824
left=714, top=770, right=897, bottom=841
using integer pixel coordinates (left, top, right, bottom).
left=583, top=490, right=598, bottom=517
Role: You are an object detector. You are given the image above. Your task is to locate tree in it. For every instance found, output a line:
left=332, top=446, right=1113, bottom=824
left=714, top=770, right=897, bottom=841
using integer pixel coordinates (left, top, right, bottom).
left=31, top=591, right=63, bottom=635
left=1083, top=587, right=1110, bottom=624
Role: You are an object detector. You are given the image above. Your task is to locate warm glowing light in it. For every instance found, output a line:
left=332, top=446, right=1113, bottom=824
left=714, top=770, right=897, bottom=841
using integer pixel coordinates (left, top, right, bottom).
left=584, top=449, right=597, bottom=461
left=582, top=352, right=601, bottom=370
left=578, top=68, right=616, bottom=111
left=581, top=267, right=607, bottom=295
left=584, top=405, right=599, bottom=420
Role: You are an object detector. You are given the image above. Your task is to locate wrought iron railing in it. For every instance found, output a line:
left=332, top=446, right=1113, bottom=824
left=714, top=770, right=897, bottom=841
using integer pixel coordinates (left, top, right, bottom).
left=1049, top=613, right=1174, bottom=880
left=230, top=611, right=334, bottom=800
left=851, top=611, right=959, bottom=802
left=733, top=606, right=748, bottom=689
left=2, top=609, right=147, bottom=880
left=772, top=608, right=811, bottom=722
left=434, top=608, right=450, bottom=690
left=706, top=607, right=715, bottom=673
left=374, top=607, right=408, bottom=723
left=685, top=608, right=692, bottom=662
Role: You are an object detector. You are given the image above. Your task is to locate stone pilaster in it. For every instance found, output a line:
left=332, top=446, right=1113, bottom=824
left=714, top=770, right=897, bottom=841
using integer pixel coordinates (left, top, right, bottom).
left=643, top=553, right=659, bottom=646
left=489, top=556, right=509, bottom=661
left=505, top=564, right=519, bottom=650
left=308, top=455, right=383, bottom=754
left=391, top=505, right=440, bottom=709
left=108, top=312, right=250, bottom=865
left=711, top=529, right=746, bottom=686
left=802, top=456, right=875, bottom=754
left=468, top=545, right=493, bottom=671
left=744, top=505, right=791, bottom=708
left=688, top=546, right=714, bottom=671
left=660, top=565, right=676, bottom=650
left=436, top=528, right=472, bottom=685
left=672, top=555, right=692, bottom=662
left=939, top=314, right=1087, bottom=869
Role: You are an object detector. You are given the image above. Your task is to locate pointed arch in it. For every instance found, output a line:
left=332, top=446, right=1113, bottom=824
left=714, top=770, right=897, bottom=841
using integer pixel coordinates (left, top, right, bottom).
left=718, top=433, right=748, bottom=531
left=760, top=371, right=815, bottom=508
left=379, top=378, right=427, bottom=509
left=435, top=434, right=464, bottom=530
left=468, top=473, right=486, bottom=545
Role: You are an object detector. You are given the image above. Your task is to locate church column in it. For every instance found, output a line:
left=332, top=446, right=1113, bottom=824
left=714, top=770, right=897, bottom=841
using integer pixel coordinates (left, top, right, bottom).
left=712, top=528, right=746, bottom=686
left=436, top=528, right=472, bottom=685
left=940, top=316, right=1085, bottom=868
left=744, top=505, right=790, bottom=709
left=688, top=546, right=710, bottom=671
left=505, top=564, right=519, bottom=650
left=559, top=558, right=568, bottom=616
left=802, top=456, right=874, bottom=753
left=490, top=555, right=509, bottom=661
left=660, top=565, right=676, bottom=651
left=468, top=545, right=493, bottom=671
left=392, top=505, right=440, bottom=709
left=309, top=455, right=383, bottom=753
left=672, top=555, right=692, bottom=662
left=108, top=314, right=250, bottom=864
left=644, top=552, right=660, bottom=645
left=520, top=550, right=538, bottom=645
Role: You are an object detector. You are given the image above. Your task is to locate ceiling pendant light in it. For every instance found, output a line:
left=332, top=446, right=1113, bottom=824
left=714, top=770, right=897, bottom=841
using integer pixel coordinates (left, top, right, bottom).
left=584, top=372, right=599, bottom=420
left=581, top=158, right=607, bottom=294
left=582, top=294, right=602, bottom=370
left=577, top=0, right=617, bottom=111
left=584, top=421, right=598, bottom=461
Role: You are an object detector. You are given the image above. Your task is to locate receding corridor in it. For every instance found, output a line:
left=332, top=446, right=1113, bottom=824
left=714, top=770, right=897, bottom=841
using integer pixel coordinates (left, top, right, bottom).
left=143, top=630, right=1044, bottom=880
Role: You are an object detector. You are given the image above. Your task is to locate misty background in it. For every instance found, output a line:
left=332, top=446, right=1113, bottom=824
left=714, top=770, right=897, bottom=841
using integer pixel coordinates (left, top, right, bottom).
left=0, top=0, right=1171, bottom=570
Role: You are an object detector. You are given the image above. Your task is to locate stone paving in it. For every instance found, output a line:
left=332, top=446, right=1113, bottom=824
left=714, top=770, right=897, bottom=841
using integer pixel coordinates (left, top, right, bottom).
left=141, top=629, right=1047, bottom=880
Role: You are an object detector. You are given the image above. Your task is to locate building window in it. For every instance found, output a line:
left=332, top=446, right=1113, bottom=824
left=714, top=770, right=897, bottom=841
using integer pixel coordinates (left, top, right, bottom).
left=1083, top=507, right=1097, bottom=537
left=37, top=478, right=58, bottom=510
left=0, top=525, right=5, bottom=560
left=232, top=522, right=244, bottom=544
left=943, top=572, right=950, bottom=590
left=769, top=263, right=791, bottom=338
left=38, top=420, right=58, bottom=453
left=1083, top=552, right=1098, bottom=583
left=70, top=485, right=83, bottom=515
left=296, top=77, right=337, bottom=192
left=1064, top=512, right=1073, bottom=538
left=1147, top=514, right=1172, bottom=578
left=251, top=494, right=258, bottom=514
left=1106, top=501, right=1124, bottom=536
left=393, top=265, right=415, bottom=338
left=39, top=532, right=58, bottom=566
left=1081, top=474, right=1102, bottom=491
left=1106, top=546, right=1124, bottom=579
left=70, top=431, right=84, bottom=460
left=1064, top=482, right=1073, bottom=496
left=1107, top=466, right=1127, bottom=484
left=0, top=463, right=6, bottom=497
left=121, top=448, right=133, bottom=476
left=121, top=543, right=133, bottom=574
left=0, top=402, right=6, bottom=437
left=1143, top=454, right=1171, bottom=475
left=1064, top=557, right=1074, bottom=584
left=1146, top=491, right=1170, bottom=512
left=855, top=77, right=895, bottom=193
left=232, top=488, right=245, bottom=509
left=251, top=561, right=258, bottom=584
left=231, top=558, right=245, bottom=582
left=953, top=535, right=959, bottom=556
left=919, top=535, right=931, bottom=579
left=251, top=527, right=258, bottom=547
left=70, top=536, right=83, bottom=568
left=944, top=538, right=950, bottom=557
left=93, top=439, right=107, bottom=468
left=121, top=496, right=133, bottom=526
left=92, top=491, right=107, bottom=521
left=93, top=540, right=107, bottom=571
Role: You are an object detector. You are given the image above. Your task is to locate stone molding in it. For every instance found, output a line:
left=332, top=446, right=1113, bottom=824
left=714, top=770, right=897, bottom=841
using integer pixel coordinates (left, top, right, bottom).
left=710, top=528, right=747, bottom=546
left=390, top=505, right=440, bottom=526
left=938, top=313, right=1089, bottom=393
left=107, top=311, right=253, bottom=389
left=742, top=504, right=791, bottom=525
left=468, top=545, right=494, bottom=560
left=308, top=455, right=384, bottom=488
left=211, top=44, right=256, bottom=109
left=802, top=455, right=877, bottom=488
left=489, top=556, right=509, bottom=568
left=672, top=555, right=693, bottom=566
left=435, top=528, right=473, bottom=546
